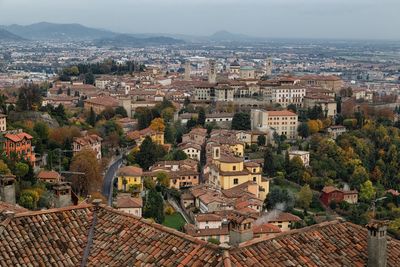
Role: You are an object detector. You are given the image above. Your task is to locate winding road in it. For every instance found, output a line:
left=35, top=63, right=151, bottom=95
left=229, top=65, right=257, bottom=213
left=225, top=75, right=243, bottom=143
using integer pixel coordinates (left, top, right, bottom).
left=101, top=155, right=123, bottom=206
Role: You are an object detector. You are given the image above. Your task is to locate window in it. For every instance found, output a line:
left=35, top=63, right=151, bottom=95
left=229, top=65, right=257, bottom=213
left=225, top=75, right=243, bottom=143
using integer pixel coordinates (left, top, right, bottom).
left=253, top=177, right=257, bottom=182
left=233, top=178, right=239, bottom=185
left=233, top=166, right=236, bottom=171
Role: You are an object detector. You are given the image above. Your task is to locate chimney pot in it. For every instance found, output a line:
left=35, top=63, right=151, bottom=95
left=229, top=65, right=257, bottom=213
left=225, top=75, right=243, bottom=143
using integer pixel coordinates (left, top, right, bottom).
left=92, top=199, right=102, bottom=207
left=4, top=210, right=15, bottom=219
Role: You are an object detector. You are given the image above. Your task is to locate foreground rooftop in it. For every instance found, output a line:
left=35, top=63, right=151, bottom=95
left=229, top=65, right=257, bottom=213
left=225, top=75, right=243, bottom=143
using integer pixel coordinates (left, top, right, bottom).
left=0, top=203, right=399, bottom=266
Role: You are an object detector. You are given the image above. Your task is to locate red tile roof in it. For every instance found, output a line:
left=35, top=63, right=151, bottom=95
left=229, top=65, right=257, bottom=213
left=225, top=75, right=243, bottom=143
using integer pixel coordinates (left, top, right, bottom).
left=117, top=166, right=143, bottom=177
left=1, top=205, right=399, bottom=266
left=37, top=170, right=61, bottom=180
left=4, top=132, right=33, bottom=143
left=0, top=204, right=222, bottom=266
left=266, top=110, right=297, bottom=117
left=253, top=223, right=281, bottom=235
left=231, top=220, right=400, bottom=267
left=0, top=201, right=27, bottom=214
left=115, top=196, right=142, bottom=209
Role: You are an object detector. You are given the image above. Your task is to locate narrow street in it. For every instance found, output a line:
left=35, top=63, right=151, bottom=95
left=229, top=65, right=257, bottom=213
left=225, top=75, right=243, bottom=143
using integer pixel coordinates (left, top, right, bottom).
left=102, top=155, right=123, bottom=206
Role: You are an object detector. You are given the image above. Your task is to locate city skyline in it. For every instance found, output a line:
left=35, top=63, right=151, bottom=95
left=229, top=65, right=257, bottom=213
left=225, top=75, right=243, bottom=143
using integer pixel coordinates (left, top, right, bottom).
left=0, top=0, right=399, bottom=40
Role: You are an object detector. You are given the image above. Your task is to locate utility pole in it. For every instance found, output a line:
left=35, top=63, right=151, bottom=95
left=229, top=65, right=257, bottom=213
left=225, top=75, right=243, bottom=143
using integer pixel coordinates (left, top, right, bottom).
left=54, top=148, right=74, bottom=172
left=371, top=197, right=387, bottom=219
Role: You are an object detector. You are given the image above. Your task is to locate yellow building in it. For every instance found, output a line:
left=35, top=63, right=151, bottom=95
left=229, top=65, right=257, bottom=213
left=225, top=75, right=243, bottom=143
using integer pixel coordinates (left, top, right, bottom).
left=117, top=166, right=143, bottom=192
left=208, top=146, right=269, bottom=200
left=127, top=127, right=164, bottom=146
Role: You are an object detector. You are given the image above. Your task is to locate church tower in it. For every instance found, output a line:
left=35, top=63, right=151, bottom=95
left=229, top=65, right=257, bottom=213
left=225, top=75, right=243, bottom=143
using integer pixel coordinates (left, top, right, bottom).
left=265, top=58, right=272, bottom=77
left=184, top=61, right=191, bottom=81
left=208, top=59, right=217, bottom=83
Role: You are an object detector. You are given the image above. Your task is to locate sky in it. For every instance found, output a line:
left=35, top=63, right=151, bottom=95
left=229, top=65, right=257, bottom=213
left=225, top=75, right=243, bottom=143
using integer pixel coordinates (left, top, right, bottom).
left=0, top=0, right=399, bottom=40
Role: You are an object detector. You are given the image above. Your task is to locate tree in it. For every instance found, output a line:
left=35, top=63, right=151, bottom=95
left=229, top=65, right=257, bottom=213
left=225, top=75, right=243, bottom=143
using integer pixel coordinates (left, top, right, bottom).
left=360, top=180, right=376, bottom=202
left=100, top=107, right=116, bottom=120
left=287, top=104, right=297, bottom=113
left=186, top=118, right=197, bottom=131
left=164, top=123, right=175, bottom=144
left=298, top=122, right=310, bottom=138
left=15, top=162, right=29, bottom=180
left=0, top=160, right=11, bottom=175
left=263, top=187, right=294, bottom=211
left=307, top=120, right=322, bottom=134
left=84, top=72, right=95, bottom=85
left=287, top=156, right=305, bottom=184
left=70, top=66, right=79, bottom=76
left=231, top=112, right=251, bottom=130
left=70, top=149, right=101, bottom=196
left=297, top=184, right=313, bottom=210
left=257, top=135, right=266, bottom=146
left=135, top=107, right=154, bottom=130
left=143, top=176, right=156, bottom=190
left=350, top=165, right=369, bottom=190
left=150, top=118, right=165, bottom=132
left=86, top=107, right=97, bottom=127
left=19, top=189, right=40, bottom=210
left=16, top=83, right=43, bottom=111
left=33, top=122, right=49, bottom=141
left=135, top=137, right=159, bottom=170
left=143, top=188, right=164, bottom=223
left=156, top=172, right=170, bottom=187
left=263, top=147, right=275, bottom=176
left=307, top=105, right=324, bottom=120
left=197, top=107, right=206, bottom=126
left=171, top=149, right=187, bottom=161
left=115, top=106, right=128, bottom=117
left=161, top=107, right=175, bottom=122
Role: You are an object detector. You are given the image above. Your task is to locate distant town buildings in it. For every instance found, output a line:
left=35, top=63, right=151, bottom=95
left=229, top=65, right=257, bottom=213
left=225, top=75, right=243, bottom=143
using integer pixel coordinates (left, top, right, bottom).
left=72, top=134, right=103, bottom=160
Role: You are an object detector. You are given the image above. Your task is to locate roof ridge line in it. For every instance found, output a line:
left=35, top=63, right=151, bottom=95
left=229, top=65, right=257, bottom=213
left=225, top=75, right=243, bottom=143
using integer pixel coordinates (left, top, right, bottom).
left=14, top=203, right=93, bottom=218
left=236, top=219, right=343, bottom=248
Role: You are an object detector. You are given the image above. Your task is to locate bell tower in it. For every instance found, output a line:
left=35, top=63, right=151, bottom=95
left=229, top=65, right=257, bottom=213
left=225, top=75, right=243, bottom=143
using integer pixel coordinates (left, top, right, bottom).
left=208, top=59, right=217, bottom=83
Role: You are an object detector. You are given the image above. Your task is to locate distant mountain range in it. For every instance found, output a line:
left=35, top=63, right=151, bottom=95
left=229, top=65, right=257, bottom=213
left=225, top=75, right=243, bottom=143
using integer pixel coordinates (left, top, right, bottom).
left=209, top=30, right=254, bottom=41
left=0, top=22, right=116, bottom=40
left=0, top=28, right=25, bottom=41
left=0, top=21, right=261, bottom=43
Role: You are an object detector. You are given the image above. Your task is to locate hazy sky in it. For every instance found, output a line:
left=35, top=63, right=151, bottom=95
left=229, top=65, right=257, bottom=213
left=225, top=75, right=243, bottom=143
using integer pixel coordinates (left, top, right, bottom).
left=0, top=0, right=399, bottom=40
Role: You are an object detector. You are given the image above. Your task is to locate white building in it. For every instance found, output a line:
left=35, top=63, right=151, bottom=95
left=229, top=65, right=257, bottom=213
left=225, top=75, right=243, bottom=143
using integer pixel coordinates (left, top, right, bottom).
left=95, top=79, right=111, bottom=90
left=115, top=195, right=143, bottom=217
left=251, top=109, right=298, bottom=139
left=265, top=86, right=306, bottom=107
left=289, top=150, right=310, bottom=167
left=179, top=142, right=202, bottom=161
left=327, top=125, right=347, bottom=140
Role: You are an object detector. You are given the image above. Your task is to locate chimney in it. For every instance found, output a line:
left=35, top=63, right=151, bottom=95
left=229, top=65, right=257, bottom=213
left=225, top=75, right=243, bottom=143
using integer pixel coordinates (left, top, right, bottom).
left=229, top=215, right=254, bottom=246
left=0, top=175, right=16, bottom=204
left=52, top=182, right=72, bottom=208
left=92, top=199, right=102, bottom=208
left=366, top=220, right=389, bottom=267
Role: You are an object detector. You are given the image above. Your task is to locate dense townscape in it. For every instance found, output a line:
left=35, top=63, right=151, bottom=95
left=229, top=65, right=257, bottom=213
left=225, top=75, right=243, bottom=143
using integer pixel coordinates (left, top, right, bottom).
left=0, top=19, right=400, bottom=266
